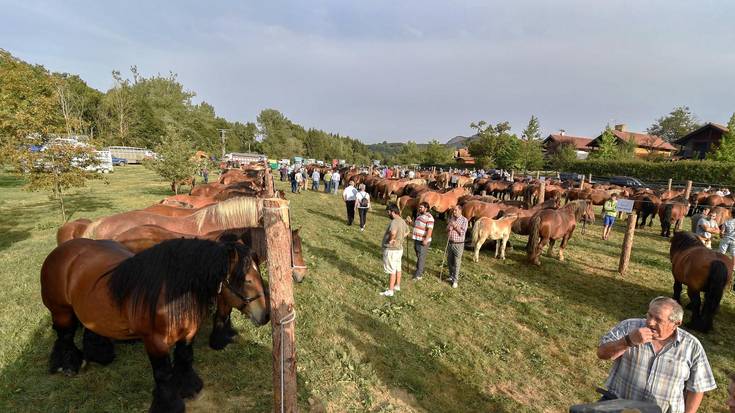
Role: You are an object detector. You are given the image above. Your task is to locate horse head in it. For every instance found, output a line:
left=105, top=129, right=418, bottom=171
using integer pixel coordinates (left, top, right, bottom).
left=223, top=242, right=270, bottom=326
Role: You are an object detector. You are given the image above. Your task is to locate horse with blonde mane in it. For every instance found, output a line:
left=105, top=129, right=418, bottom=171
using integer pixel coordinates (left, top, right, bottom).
left=471, top=214, right=518, bottom=262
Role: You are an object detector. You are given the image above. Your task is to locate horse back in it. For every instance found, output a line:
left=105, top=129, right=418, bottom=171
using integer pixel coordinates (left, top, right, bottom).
left=672, top=248, right=734, bottom=292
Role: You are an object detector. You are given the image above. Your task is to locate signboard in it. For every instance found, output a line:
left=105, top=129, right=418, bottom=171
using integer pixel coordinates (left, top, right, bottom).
left=616, top=199, right=634, bottom=213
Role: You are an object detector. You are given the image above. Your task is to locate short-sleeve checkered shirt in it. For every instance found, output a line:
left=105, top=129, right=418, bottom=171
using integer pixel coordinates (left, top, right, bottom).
left=600, top=318, right=716, bottom=413
left=447, top=215, right=468, bottom=243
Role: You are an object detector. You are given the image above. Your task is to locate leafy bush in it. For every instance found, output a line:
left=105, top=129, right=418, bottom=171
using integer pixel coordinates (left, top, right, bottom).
left=563, top=159, right=735, bottom=184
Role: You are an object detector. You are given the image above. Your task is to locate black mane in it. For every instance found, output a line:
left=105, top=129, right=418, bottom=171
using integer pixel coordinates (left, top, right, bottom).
left=108, top=238, right=251, bottom=327
left=670, top=231, right=704, bottom=256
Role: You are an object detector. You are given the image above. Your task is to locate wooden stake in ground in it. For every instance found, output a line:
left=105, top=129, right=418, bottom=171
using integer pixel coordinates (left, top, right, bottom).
left=580, top=176, right=585, bottom=189
left=510, top=170, right=514, bottom=181
left=675, top=180, right=693, bottom=232
left=263, top=198, right=297, bottom=413
left=588, top=173, right=592, bottom=183
left=535, top=171, right=540, bottom=180
left=668, top=178, right=672, bottom=191
left=537, top=181, right=546, bottom=206
left=619, top=212, right=637, bottom=276
left=264, top=162, right=275, bottom=198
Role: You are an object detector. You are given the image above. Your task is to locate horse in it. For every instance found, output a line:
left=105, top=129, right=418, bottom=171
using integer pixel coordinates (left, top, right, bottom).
left=142, top=204, right=202, bottom=217
left=417, top=187, right=469, bottom=214
left=471, top=214, right=518, bottom=262
left=509, top=199, right=562, bottom=236
left=171, top=176, right=196, bottom=194
left=161, top=194, right=218, bottom=209
left=670, top=231, right=733, bottom=332
left=56, top=218, right=92, bottom=245
left=113, top=225, right=308, bottom=283
left=461, top=200, right=504, bottom=222
left=41, top=238, right=268, bottom=412
left=526, top=200, right=594, bottom=266
left=633, top=194, right=660, bottom=228
left=659, top=196, right=690, bottom=238
left=80, top=197, right=262, bottom=240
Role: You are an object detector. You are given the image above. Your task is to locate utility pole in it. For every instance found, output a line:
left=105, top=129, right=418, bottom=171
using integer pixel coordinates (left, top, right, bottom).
left=218, top=129, right=229, bottom=159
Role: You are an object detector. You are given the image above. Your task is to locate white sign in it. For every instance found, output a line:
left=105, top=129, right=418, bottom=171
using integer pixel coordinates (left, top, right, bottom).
left=616, top=199, right=634, bottom=213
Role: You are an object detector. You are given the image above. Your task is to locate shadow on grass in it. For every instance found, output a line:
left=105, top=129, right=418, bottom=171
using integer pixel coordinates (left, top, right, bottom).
left=0, top=314, right=313, bottom=413
left=63, top=193, right=116, bottom=221
left=140, top=186, right=178, bottom=197
left=0, top=174, right=25, bottom=188
left=339, top=307, right=516, bottom=412
left=305, top=243, right=383, bottom=288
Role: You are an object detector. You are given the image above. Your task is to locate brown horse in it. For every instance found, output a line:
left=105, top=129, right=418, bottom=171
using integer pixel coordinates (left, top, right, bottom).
left=461, top=200, right=504, bottom=221
left=471, top=214, right=518, bottom=262
left=56, top=218, right=92, bottom=245
left=142, top=204, right=202, bottom=217
left=161, top=194, right=218, bottom=209
left=632, top=193, right=661, bottom=228
left=81, top=197, right=262, bottom=240
left=670, top=231, right=733, bottom=332
left=509, top=199, right=562, bottom=236
left=659, top=196, right=690, bottom=238
left=113, top=225, right=307, bottom=283
left=41, top=238, right=268, bottom=412
left=417, top=187, right=469, bottom=214
left=190, top=182, right=227, bottom=197
left=704, top=194, right=734, bottom=209
left=526, top=200, right=594, bottom=266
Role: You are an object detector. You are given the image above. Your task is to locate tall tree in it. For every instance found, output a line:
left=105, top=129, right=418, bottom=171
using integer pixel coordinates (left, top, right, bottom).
left=467, top=121, right=520, bottom=170
left=518, top=116, right=544, bottom=171
left=521, top=115, right=541, bottom=141
left=146, top=127, right=197, bottom=194
left=257, top=109, right=304, bottom=159
left=589, top=126, right=619, bottom=160
left=710, top=113, right=735, bottom=162
left=648, top=106, right=700, bottom=142
left=422, top=139, right=454, bottom=165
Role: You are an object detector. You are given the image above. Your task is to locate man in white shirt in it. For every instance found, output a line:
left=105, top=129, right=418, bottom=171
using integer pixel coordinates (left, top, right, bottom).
left=342, top=180, right=358, bottom=225
left=331, top=170, right=341, bottom=194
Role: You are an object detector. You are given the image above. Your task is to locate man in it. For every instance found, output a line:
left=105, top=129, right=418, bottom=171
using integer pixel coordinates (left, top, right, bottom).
left=719, top=210, right=735, bottom=258
left=690, top=207, right=710, bottom=233
left=380, top=204, right=409, bottom=297
left=289, top=168, right=298, bottom=193
left=342, top=180, right=358, bottom=226
left=407, top=169, right=415, bottom=179
left=407, top=202, right=434, bottom=280
left=386, top=167, right=393, bottom=179
left=601, top=194, right=618, bottom=241
left=324, top=169, right=332, bottom=193
left=446, top=205, right=468, bottom=288
left=331, top=170, right=341, bottom=194
left=311, top=169, right=320, bottom=191
left=696, top=209, right=719, bottom=248
left=597, top=296, right=716, bottom=413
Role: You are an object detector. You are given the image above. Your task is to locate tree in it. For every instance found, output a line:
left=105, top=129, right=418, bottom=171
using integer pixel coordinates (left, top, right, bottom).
left=589, top=126, right=619, bottom=160
left=257, top=109, right=304, bottom=159
left=10, top=141, right=101, bottom=222
left=467, top=120, right=520, bottom=170
left=517, top=116, right=544, bottom=171
left=710, top=113, right=735, bottom=162
left=146, top=128, right=197, bottom=194
left=521, top=115, right=541, bottom=141
left=548, top=143, right=578, bottom=171
left=422, top=139, right=453, bottom=165
left=395, top=141, right=422, bottom=165
left=648, top=106, right=700, bottom=142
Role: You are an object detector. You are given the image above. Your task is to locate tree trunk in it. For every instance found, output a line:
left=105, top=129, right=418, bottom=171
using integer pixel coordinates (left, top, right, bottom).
left=57, top=184, right=67, bottom=222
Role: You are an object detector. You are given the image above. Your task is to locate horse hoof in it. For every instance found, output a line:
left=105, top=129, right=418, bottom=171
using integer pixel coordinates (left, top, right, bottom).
left=179, top=371, right=204, bottom=399
left=149, top=395, right=185, bottom=413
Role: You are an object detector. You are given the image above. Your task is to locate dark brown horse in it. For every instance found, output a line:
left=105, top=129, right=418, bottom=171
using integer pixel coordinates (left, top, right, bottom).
left=41, top=238, right=268, bottom=412
left=56, top=218, right=92, bottom=245
left=113, top=225, right=307, bottom=283
left=670, top=231, right=733, bottom=332
left=659, top=196, right=690, bottom=238
left=526, top=200, right=594, bottom=266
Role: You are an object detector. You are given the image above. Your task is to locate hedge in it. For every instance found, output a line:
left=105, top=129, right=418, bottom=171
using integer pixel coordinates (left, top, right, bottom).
left=563, top=160, right=735, bottom=186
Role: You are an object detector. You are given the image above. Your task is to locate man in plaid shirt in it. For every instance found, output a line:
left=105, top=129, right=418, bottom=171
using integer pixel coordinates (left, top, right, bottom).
left=445, top=205, right=468, bottom=288
left=597, top=296, right=716, bottom=413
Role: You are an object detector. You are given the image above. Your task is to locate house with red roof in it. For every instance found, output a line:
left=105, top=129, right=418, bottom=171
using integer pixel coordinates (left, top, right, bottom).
left=674, top=123, right=729, bottom=159
left=587, top=124, right=676, bottom=158
left=542, top=132, right=593, bottom=159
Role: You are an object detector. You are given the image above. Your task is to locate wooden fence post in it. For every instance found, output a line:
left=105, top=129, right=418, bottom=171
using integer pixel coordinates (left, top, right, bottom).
left=535, top=171, right=540, bottom=180
left=676, top=180, right=693, bottom=231
left=510, top=170, right=515, bottom=181
left=264, top=162, right=275, bottom=198
left=580, top=175, right=585, bottom=189
left=537, top=181, right=546, bottom=206
left=556, top=171, right=561, bottom=180
left=667, top=178, right=672, bottom=191
left=588, top=173, right=592, bottom=183
left=263, top=199, right=297, bottom=413
left=618, top=212, right=637, bottom=276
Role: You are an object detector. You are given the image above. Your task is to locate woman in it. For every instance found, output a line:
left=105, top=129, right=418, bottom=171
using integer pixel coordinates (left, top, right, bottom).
left=355, top=183, right=371, bottom=231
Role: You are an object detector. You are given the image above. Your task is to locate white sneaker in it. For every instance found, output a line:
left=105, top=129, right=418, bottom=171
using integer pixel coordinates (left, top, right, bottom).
left=452, top=282, right=458, bottom=289
left=394, top=285, right=401, bottom=292
left=360, top=227, right=364, bottom=232
left=380, top=289, right=394, bottom=297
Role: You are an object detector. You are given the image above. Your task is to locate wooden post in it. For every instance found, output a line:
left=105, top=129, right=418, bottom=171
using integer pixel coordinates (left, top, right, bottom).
left=537, top=181, right=546, bottom=206
left=556, top=171, right=560, bottom=180
left=264, top=162, right=275, bottom=198
left=580, top=175, right=585, bottom=189
left=676, top=180, right=693, bottom=231
left=510, top=170, right=515, bottom=181
left=535, top=171, right=540, bottom=179
left=667, top=178, right=672, bottom=191
left=618, top=212, right=637, bottom=276
left=263, top=198, right=297, bottom=413
left=587, top=173, right=592, bottom=184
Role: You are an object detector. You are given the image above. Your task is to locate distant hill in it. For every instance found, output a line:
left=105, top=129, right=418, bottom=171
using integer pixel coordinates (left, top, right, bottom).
left=367, top=141, right=430, bottom=158
left=445, top=134, right=480, bottom=148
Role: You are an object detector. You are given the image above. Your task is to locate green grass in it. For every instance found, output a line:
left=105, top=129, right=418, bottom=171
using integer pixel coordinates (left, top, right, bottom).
left=1, top=166, right=735, bottom=412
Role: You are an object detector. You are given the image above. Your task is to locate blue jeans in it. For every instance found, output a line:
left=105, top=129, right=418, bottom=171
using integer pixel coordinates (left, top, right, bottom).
left=332, top=181, right=339, bottom=194
left=312, top=181, right=319, bottom=191
left=325, top=181, right=331, bottom=193
left=291, top=180, right=298, bottom=193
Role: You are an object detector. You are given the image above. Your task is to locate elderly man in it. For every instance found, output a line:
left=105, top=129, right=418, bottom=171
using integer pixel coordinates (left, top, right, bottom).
left=597, top=297, right=716, bottom=413
left=446, top=205, right=468, bottom=289
left=690, top=207, right=710, bottom=233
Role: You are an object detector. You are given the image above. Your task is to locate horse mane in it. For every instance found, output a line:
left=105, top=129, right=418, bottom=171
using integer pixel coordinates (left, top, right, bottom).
left=193, top=196, right=262, bottom=232
left=670, top=231, right=704, bottom=255
left=669, top=195, right=689, bottom=204
left=563, top=200, right=588, bottom=221
left=108, top=238, right=251, bottom=328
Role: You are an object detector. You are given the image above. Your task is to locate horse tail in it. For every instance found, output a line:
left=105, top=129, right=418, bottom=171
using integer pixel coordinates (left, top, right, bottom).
left=472, top=218, right=482, bottom=247
left=527, top=214, right=542, bottom=253
left=702, top=260, right=729, bottom=330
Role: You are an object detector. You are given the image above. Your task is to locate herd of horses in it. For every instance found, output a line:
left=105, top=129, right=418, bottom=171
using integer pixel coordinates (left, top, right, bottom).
left=321, top=167, right=734, bottom=334
left=36, top=161, right=735, bottom=411
left=43, top=163, right=307, bottom=412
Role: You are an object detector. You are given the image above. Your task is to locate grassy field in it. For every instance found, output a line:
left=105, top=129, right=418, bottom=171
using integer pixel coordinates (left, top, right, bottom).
left=1, top=166, right=735, bottom=412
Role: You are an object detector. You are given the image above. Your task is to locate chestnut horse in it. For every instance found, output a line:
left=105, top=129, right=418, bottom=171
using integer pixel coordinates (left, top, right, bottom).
left=526, top=200, right=594, bottom=266
left=56, top=218, right=92, bottom=245
left=161, top=194, right=219, bottom=209
left=670, top=231, right=733, bottom=332
left=471, top=214, right=518, bottom=262
left=659, top=196, right=690, bottom=238
left=41, top=238, right=268, bottom=412
left=80, top=197, right=262, bottom=240
left=633, top=193, right=660, bottom=228
left=510, top=199, right=562, bottom=236
left=417, top=187, right=469, bottom=214
left=113, top=225, right=308, bottom=283
left=461, top=200, right=503, bottom=221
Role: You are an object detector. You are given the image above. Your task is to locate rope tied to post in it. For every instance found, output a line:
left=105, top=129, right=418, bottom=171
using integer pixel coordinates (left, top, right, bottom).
left=278, top=309, right=296, bottom=413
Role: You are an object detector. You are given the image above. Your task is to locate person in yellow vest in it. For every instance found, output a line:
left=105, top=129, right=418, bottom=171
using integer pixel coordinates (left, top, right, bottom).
left=602, top=193, right=618, bottom=240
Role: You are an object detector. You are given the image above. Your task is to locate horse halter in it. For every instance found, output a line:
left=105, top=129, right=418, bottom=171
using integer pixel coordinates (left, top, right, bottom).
left=220, top=279, right=261, bottom=311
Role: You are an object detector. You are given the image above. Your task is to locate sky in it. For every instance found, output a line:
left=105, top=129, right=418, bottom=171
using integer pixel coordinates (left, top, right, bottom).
left=1, top=1, right=734, bottom=144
